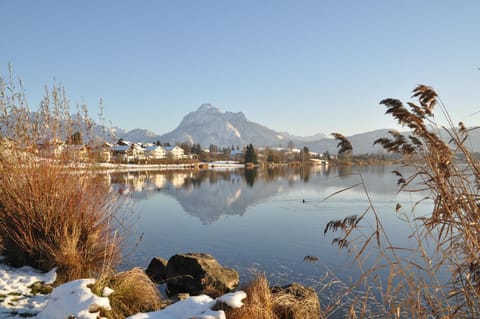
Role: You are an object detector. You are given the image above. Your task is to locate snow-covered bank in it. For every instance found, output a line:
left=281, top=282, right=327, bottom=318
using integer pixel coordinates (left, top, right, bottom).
left=0, top=263, right=246, bottom=319
left=0, top=263, right=56, bottom=318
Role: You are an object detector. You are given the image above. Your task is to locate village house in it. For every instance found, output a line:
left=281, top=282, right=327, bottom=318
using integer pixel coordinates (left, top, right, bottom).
left=94, top=142, right=113, bottom=162
left=64, top=144, right=92, bottom=162
left=112, top=143, right=146, bottom=162
left=164, top=145, right=185, bottom=159
left=127, top=143, right=146, bottom=162
left=111, top=144, right=130, bottom=162
left=144, top=144, right=167, bottom=160
left=37, top=139, right=66, bottom=159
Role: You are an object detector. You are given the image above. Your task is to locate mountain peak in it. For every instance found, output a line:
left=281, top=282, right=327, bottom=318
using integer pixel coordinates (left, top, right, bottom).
left=198, top=104, right=221, bottom=113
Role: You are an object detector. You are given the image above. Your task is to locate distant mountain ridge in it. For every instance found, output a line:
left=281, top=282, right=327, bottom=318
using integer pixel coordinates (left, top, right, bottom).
left=117, top=104, right=480, bottom=154
left=121, top=104, right=333, bottom=149
left=117, top=104, right=400, bottom=154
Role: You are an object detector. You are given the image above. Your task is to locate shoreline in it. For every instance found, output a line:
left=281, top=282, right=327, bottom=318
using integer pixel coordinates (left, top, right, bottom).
left=93, top=161, right=246, bottom=172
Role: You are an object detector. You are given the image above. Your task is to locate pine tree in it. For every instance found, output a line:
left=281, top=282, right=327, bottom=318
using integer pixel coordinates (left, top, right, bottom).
left=244, top=144, right=257, bottom=164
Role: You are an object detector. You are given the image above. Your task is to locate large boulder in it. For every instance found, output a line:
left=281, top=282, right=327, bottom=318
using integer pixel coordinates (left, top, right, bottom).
left=272, top=283, right=321, bottom=319
left=165, top=253, right=239, bottom=297
left=145, top=257, right=168, bottom=283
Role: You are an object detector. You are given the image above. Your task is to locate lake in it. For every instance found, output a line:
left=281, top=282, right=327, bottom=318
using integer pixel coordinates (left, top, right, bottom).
left=107, top=165, right=432, bottom=305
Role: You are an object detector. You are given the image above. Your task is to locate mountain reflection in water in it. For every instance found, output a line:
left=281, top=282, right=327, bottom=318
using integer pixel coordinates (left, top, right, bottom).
left=106, top=165, right=400, bottom=224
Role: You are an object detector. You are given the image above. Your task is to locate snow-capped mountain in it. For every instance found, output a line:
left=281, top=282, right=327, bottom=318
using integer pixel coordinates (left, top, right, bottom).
left=115, top=104, right=404, bottom=153
left=115, top=103, right=480, bottom=154
left=158, top=104, right=304, bottom=148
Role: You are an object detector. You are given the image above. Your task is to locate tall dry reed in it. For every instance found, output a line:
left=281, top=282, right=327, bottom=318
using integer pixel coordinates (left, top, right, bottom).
left=326, top=85, right=480, bottom=318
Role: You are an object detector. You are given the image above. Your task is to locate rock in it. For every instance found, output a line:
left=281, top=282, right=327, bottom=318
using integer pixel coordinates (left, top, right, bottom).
left=146, top=257, right=168, bottom=283
left=165, top=252, right=239, bottom=297
left=272, top=283, right=321, bottom=319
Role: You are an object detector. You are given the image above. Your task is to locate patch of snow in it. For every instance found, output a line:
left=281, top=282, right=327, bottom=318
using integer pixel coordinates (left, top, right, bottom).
left=226, top=122, right=241, bottom=138
left=217, top=291, right=247, bottom=308
left=0, top=260, right=246, bottom=319
left=37, top=278, right=111, bottom=319
left=0, top=264, right=57, bottom=318
left=102, top=286, right=114, bottom=297
left=127, top=291, right=246, bottom=319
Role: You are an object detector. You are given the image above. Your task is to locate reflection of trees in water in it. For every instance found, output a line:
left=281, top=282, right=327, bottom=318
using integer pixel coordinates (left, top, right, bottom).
left=264, top=167, right=280, bottom=182
left=244, top=168, right=257, bottom=187
left=336, top=165, right=353, bottom=178
left=300, top=165, right=311, bottom=183
left=334, top=164, right=391, bottom=179
left=103, top=164, right=402, bottom=223
left=106, top=165, right=350, bottom=194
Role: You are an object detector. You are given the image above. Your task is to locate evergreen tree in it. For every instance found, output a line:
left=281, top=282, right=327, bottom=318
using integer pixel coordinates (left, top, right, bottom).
left=301, top=146, right=310, bottom=161
left=191, top=143, right=202, bottom=154
left=209, top=144, right=218, bottom=153
left=244, top=144, right=257, bottom=164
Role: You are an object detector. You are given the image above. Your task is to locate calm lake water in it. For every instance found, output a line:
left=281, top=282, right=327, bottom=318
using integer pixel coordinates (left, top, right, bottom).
left=108, top=165, right=432, bottom=300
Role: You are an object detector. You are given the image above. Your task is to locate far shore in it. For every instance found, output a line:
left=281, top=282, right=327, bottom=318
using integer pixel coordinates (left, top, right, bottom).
left=94, top=161, right=246, bottom=172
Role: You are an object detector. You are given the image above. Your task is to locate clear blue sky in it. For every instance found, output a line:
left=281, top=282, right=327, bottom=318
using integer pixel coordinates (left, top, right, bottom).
left=1, top=1, right=479, bottom=137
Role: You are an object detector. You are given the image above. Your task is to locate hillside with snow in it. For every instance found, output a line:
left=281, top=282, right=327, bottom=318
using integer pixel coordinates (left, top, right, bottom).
left=158, top=104, right=305, bottom=148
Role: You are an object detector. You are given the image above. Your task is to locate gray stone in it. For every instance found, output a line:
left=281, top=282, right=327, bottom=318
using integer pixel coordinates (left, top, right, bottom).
left=165, top=252, right=239, bottom=297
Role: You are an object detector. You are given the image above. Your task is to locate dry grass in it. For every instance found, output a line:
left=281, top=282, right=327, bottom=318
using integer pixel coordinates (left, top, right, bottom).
left=222, top=274, right=277, bottom=319
left=0, top=151, right=125, bottom=282
left=223, top=274, right=323, bottom=319
left=0, top=66, right=127, bottom=283
left=92, top=267, right=164, bottom=318
left=272, top=284, right=322, bottom=319
left=327, top=85, right=480, bottom=318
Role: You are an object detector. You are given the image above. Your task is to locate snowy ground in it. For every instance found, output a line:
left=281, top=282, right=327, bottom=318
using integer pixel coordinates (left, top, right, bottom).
left=0, top=261, right=246, bottom=319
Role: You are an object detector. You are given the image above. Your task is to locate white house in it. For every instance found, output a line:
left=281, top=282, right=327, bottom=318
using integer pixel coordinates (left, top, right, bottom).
left=112, top=144, right=129, bottom=162
left=144, top=145, right=166, bottom=160
left=95, top=142, right=113, bottom=162
left=164, top=145, right=185, bottom=159
left=128, top=143, right=146, bottom=161
left=112, top=143, right=145, bottom=162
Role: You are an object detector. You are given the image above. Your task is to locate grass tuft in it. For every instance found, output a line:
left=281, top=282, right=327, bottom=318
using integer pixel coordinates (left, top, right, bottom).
left=223, top=274, right=323, bottom=319
left=223, top=274, right=277, bottom=319
left=91, top=267, right=165, bottom=319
